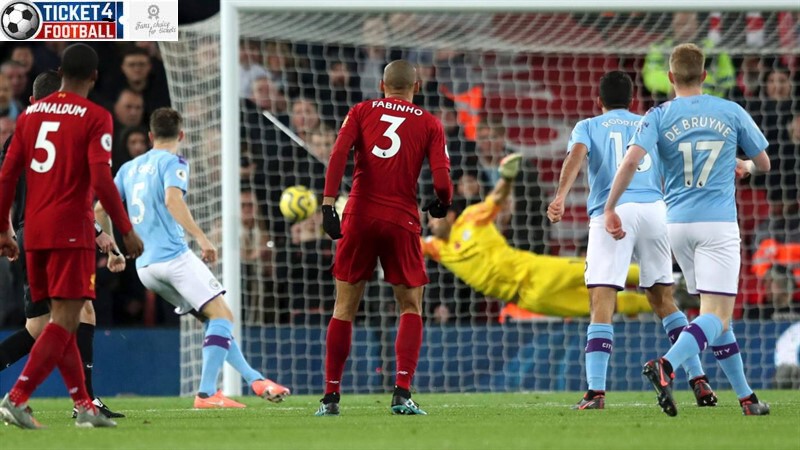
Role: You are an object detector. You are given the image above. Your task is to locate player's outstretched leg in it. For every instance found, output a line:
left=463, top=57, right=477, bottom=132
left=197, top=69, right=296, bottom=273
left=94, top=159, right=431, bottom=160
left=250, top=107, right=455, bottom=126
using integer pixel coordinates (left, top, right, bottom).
left=0, top=393, right=43, bottom=429
left=711, top=328, right=769, bottom=416
left=226, top=339, right=290, bottom=403
left=661, top=311, right=717, bottom=407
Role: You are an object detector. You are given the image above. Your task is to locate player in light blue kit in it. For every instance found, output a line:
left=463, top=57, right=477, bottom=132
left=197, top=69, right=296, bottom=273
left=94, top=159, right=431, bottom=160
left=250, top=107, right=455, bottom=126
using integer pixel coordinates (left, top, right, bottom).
left=96, top=108, right=289, bottom=408
left=549, top=71, right=715, bottom=410
left=605, top=44, right=771, bottom=417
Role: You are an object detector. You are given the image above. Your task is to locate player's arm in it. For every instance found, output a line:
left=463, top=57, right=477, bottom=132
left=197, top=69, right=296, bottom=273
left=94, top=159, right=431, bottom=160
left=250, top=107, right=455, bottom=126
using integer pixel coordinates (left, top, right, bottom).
left=165, top=187, right=216, bottom=263
left=0, top=133, right=25, bottom=259
left=422, top=119, right=454, bottom=218
left=734, top=105, right=771, bottom=177
left=321, top=108, right=359, bottom=239
left=549, top=142, right=588, bottom=223
left=489, top=153, right=522, bottom=206
left=604, top=144, right=646, bottom=240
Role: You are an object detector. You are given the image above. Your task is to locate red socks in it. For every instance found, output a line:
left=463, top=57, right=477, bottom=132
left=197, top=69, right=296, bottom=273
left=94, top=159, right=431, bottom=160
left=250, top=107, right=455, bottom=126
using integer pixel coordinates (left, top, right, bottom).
left=395, top=313, right=423, bottom=391
left=9, top=323, right=92, bottom=410
left=57, top=334, right=93, bottom=411
left=9, top=323, right=71, bottom=406
left=324, top=317, right=352, bottom=395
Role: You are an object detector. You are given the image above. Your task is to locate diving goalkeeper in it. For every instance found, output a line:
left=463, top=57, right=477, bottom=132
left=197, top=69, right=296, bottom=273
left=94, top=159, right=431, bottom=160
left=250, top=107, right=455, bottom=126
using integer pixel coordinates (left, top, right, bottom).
left=421, top=154, right=650, bottom=317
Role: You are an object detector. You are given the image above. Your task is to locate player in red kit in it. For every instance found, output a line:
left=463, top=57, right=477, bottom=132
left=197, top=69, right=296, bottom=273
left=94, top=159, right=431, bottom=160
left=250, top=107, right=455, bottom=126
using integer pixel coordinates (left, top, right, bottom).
left=0, top=44, right=143, bottom=429
left=317, top=60, right=453, bottom=416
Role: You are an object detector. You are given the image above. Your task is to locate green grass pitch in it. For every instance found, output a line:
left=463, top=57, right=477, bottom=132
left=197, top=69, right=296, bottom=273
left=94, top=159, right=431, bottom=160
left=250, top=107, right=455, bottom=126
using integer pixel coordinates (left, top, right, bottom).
left=2, top=391, right=798, bottom=450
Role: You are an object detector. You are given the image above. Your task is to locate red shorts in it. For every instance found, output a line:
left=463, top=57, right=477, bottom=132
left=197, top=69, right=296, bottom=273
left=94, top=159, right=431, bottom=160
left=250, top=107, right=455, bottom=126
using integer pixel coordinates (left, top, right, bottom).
left=332, top=214, right=428, bottom=287
left=26, top=249, right=96, bottom=302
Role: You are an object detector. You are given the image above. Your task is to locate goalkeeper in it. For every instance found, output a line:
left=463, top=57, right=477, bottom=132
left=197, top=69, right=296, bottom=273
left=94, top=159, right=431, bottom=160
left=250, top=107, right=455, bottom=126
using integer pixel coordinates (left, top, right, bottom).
left=421, top=154, right=650, bottom=317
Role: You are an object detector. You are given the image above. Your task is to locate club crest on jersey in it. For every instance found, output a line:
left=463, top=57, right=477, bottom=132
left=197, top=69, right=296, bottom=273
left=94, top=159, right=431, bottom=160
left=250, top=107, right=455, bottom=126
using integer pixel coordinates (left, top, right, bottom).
left=101, top=133, right=112, bottom=151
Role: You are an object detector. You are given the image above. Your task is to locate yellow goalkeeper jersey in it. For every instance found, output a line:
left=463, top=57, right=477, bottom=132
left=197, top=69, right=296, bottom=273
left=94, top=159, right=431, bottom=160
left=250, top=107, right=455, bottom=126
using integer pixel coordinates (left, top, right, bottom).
left=421, top=196, right=532, bottom=302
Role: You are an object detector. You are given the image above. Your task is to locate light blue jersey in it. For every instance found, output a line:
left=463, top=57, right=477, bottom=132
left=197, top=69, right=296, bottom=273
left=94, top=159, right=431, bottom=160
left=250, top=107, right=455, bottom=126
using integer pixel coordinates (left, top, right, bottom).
left=115, top=149, right=190, bottom=268
left=630, top=95, right=768, bottom=223
left=568, top=109, right=663, bottom=218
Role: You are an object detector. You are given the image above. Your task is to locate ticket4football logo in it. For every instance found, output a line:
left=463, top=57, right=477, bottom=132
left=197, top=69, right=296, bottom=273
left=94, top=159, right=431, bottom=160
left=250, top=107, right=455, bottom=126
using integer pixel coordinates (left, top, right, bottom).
left=1, top=1, right=124, bottom=40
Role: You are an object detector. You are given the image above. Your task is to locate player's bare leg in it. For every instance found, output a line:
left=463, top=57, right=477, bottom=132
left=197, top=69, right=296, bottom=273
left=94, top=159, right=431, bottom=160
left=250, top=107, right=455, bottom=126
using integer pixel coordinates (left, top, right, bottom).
left=390, top=284, right=426, bottom=415
left=192, top=296, right=246, bottom=409
left=575, top=287, right=616, bottom=410
left=316, top=279, right=367, bottom=416
left=645, top=284, right=716, bottom=407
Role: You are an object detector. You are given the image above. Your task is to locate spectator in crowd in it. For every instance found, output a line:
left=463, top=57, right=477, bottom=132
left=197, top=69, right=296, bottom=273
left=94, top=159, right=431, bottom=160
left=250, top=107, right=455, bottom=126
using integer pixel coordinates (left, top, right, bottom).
left=250, top=76, right=289, bottom=117
left=455, top=170, right=483, bottom=202
left=0, top=60, right=29, bottom=107
left=120, top=126, right=150, bottom=160
left=408, top=50, right=441, bottom=111
left=240, top=40, right=270, bottom=98
left=308, top=125, right=336, bottom=162
left=0, top=116, right=15, bottom=145
left=432, top=97, right=474, bottom=174
left=264, top=41, right=307, bottom=100
left=239, top=188, right=276, bottom=323
left=10, top=45, right=35, bottom=97
left=111, top=89, right=146, bottom=173
left=0, top=74, right=21, bottom=120
left=290, top=98, right=321, bottom=143
left=317, top=61, right=362, bottom=127
left=289, top=211, right=334, bottom=325
left=748, top=65, right=796, bottom=203
left=643, top=12, right=735, bottom=102
left=358, top=16, right=390, bottom=100
left=31, top=43, right=67, bottom=77
left=116, top=47, right=171, bottom=120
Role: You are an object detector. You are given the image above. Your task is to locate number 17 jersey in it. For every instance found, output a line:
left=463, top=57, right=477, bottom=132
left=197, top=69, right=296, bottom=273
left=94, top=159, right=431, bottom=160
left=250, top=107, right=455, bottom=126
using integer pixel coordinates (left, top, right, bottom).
left=115, top=149, right=190, bottom=268
left=630, top=95, right=768, bottom=223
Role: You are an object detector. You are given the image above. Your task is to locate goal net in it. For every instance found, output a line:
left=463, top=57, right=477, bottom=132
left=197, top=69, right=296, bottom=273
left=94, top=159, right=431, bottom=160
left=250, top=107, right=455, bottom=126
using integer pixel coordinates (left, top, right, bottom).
left=160, top=8, right=800, bottom=396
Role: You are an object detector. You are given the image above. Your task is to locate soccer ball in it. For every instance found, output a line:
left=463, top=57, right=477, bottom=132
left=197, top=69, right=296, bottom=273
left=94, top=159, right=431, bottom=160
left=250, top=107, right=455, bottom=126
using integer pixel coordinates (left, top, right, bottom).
left=279, top=185, right=318, bottom=222
left=2, top=2, right=40, bottom=40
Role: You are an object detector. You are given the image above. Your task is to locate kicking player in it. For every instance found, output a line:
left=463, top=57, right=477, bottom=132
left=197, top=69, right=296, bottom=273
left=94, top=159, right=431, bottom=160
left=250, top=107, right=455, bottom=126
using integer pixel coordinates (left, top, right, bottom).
left=422, top=155, right=651, bottom=318
left=0, top=44, right=143, bottom=429
left=97, top=107, right=289, bottom=409
left=319, top=60, right=452, bottom=416
left=605, top=43, right=771, bottom=416
left=0, top=70, right=126, bottom=420
left=548, top=71, right=716, bottom=410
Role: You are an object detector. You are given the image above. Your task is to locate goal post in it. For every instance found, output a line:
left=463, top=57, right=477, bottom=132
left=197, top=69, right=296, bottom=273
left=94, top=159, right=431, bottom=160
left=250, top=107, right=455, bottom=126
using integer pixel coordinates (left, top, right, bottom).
left=163, top=1, right=800, bottom=397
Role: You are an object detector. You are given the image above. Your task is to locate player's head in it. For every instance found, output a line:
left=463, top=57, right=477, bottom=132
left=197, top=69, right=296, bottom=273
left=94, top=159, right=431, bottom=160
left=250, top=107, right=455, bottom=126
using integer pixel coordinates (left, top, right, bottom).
left=428, top=196, right=467, bottom=239
left=31, top=70, right=61, bottom=102
left=668, top=43, right=706, bottom=89
left=380, top=60, right=420, bottom=97
left=149, top=107, right=184, bottom=145
left=597, top=71, right=633, bottom=111
left=59, top=44, right=99, bottom=83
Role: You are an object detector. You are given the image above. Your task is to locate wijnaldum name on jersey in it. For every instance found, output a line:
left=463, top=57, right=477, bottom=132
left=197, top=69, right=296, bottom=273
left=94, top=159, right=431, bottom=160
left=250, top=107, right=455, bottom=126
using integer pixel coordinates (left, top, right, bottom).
left=25, top=102, right=88, bottom=118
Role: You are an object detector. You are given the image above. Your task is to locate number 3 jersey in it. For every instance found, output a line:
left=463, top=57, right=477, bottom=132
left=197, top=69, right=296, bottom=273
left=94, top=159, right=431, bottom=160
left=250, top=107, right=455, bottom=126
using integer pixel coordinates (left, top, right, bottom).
left=630, top=95, right=768, bottom=223
left=323, top=97, right=450, bottom=233
left=2, top=92, right=114, bottom=250
left=115, top=149, right=189, bottom=268
left=568, top=109, right=663, bottom=218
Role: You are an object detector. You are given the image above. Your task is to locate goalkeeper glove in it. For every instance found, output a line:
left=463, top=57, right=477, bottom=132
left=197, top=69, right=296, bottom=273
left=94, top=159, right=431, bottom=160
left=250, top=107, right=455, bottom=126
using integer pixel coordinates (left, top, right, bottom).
left=321, top=205, right=343, bottom=240
left=498, top=153, right=523, bottom=180
left=422, top=199, right=450, bottom=219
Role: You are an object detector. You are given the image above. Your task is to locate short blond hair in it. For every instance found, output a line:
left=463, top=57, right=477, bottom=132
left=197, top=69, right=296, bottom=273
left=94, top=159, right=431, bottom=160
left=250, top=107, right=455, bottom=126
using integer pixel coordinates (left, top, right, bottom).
left=669, top=43, right=705, bottom=87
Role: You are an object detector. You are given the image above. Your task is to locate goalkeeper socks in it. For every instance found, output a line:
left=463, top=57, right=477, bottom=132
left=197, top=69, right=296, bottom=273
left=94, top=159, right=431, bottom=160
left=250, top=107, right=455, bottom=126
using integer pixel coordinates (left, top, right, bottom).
left=662, top=311, right=705, bottom=379
left=56, top=333, right=93, bottom=411
left=0, top=328, right=36, bottom=370
left=225, top=338, right=264, bottom=385
left=9, top=323, right=71, bottom=406
left=585, top=323, right=614, bottom=391
left=76, top=323, right=95, bottom=399
left=395, top=313, right=423, bottom=391
left=663, top=314, right=723, bottom=371
left=711, top=329, right=753, bottom=399
left=198, top=319, right=233, bottom=396
left=324, top=317, right=352, bottom=395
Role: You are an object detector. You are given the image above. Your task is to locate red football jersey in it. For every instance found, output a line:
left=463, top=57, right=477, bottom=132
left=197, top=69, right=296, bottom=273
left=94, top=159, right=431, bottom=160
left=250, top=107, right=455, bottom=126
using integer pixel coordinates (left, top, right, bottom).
left=2, top=92, right=113, bottom=250
left=324, top=97, right=450, bottom=233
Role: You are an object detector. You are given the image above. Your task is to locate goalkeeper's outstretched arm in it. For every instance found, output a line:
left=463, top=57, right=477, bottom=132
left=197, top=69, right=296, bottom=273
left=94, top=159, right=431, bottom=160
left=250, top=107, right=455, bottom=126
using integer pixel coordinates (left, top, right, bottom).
left=489, top=153, right=521, bottom=206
